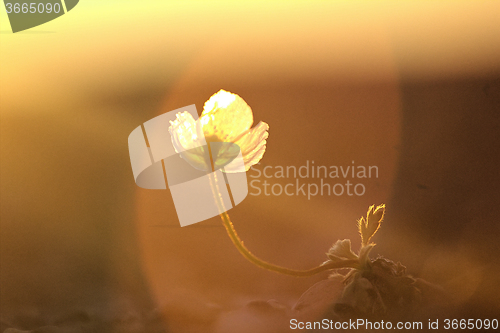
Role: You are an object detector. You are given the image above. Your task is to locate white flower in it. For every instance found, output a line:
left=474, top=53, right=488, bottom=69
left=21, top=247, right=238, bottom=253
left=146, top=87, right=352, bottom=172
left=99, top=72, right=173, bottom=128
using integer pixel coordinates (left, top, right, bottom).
left=169, top=90, right=269, bottom=172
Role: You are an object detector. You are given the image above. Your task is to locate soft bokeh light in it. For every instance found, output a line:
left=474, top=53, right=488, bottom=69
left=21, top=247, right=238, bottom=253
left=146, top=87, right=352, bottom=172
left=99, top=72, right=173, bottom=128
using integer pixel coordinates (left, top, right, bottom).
left=1, top=1, right=499, bottom=332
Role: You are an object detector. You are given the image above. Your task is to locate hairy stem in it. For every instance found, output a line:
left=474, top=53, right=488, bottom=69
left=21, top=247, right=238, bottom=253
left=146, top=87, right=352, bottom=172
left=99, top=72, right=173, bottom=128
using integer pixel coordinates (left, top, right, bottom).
left=208, top=172, right=358, bottom=277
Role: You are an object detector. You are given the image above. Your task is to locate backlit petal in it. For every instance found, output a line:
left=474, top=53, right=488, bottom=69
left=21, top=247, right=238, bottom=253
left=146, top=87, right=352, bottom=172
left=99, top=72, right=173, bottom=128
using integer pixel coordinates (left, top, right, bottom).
left=201, top=90, right=253, bottom=143
left=169, top=111, right=211, bottom=171
left=224, top=121, right=269, bottom=172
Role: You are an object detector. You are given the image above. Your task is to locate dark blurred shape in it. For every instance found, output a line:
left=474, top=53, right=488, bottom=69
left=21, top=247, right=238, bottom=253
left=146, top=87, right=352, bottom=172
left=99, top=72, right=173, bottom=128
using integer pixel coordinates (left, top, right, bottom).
left=390, top=77, right=500, bottom=245
left=380, top=76, right=500, bottom=319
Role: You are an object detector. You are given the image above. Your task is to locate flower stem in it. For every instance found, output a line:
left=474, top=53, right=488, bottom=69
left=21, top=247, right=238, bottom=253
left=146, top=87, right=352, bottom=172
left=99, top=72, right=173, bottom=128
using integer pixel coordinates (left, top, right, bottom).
left=208, top=172, right=359, bottom=277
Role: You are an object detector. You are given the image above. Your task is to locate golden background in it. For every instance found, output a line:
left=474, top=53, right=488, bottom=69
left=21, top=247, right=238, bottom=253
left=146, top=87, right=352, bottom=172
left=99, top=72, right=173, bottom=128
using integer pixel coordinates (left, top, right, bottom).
left=1, top=1, right=499, bottom=332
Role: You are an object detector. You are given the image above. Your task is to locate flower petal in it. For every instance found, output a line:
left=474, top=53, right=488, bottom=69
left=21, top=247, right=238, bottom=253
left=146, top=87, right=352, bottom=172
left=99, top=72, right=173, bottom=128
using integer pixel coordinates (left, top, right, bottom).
left=223, top=121, right=269, bottom=172
left=169, top=112, right=203, bottom=152
left=169, top=112, right=211, bottom=171
left=201, top=90, right=254, bottom=143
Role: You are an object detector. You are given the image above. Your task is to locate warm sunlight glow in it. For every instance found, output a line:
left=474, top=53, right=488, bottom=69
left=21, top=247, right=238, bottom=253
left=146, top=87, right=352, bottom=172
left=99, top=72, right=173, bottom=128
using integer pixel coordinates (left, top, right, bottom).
left=169, top=90, right=269, bottom=172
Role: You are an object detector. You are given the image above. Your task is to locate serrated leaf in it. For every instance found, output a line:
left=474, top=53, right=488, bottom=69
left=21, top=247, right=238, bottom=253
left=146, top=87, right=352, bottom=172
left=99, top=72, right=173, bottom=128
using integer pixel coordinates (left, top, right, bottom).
left=326, top=239, right=359, bottom=263
left=358, top=204, right=385, bottom=246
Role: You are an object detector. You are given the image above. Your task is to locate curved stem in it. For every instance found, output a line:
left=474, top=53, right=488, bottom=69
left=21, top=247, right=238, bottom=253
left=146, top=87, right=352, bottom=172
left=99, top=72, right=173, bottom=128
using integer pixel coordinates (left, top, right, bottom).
left=208, top=172, right=359, bottom=277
